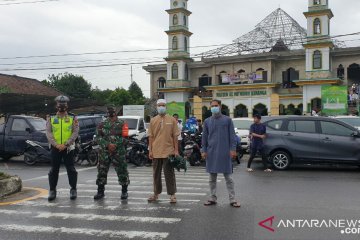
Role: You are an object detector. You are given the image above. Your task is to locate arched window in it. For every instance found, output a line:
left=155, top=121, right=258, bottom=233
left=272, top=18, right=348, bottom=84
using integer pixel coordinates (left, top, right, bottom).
left=184, top=37, right=188, bottom=52
left=183, top=15, right=187, bottom=26
left=158, top=77, right=166, bottom=89
left=185, top=64, right=189, bottom=80
left=172, top=63, right=178, bottom=79
left=337, top=64, right=344, bottom=80
left=314, top=18, right=321, bottom=34
left=173, top=14, right=178, bottom=25
left=172, top=36, right=178, bottom=50
left=255, top=68, right=268, bottom=82
left=313, top=0, right=321, bottom=5
left=282, top=68, right=299, bottom=88
left=313, top=50, right=322, bottom=69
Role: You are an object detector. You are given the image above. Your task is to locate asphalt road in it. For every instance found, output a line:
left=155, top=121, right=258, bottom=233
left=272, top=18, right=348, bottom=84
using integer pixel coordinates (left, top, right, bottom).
left=1, top=156, right=360, bottom=240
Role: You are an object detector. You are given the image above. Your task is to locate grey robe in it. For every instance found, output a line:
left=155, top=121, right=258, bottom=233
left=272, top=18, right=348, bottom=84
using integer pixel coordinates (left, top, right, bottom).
left=202, top=114, right=237, bottom=174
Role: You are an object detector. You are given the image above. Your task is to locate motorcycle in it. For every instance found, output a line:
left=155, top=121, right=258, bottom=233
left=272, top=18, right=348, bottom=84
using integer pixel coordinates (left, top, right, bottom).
left=182, top=131, right=202, bottom=166
left=126, top=135, right=149, bottom=167
left=74, top=140, right=99, bottom=166
left=24, top=140, right=51, bottom=165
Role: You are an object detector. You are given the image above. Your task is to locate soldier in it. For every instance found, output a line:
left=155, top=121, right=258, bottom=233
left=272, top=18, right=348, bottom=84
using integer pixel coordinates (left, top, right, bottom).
left=94, top=105, right=129, bottom=200
left=46, top=95, right=79, bottom=201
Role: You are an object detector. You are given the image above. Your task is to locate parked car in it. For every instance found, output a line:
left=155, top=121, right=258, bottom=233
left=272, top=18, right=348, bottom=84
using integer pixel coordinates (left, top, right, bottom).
left=333, top=116, right=360, bottom=130
left=262, top=116, right=360, bottom=170
left=77, top=116, right=103, bottom=143
left=0, top=115, right=47, bottom=161
left=232, top=118, right=252, bottom=152
left=118, top=116, right=147, bottom=140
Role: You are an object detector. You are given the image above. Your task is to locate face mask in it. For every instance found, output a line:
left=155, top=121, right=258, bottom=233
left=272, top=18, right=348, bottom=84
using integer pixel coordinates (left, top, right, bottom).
left=157, top=106, right=166, bottom=115
left=58, top=106, right=67, bottom=113
left=211, top=107, right=220, bottom=114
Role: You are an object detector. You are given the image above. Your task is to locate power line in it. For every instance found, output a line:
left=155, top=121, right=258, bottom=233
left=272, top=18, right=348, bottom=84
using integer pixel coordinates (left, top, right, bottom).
left=0, top=0, right=59, bottom=5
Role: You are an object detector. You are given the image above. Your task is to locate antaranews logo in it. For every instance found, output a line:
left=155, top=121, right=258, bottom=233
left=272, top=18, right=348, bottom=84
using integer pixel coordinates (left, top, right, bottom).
left=258, top=216, right=360, bottom=235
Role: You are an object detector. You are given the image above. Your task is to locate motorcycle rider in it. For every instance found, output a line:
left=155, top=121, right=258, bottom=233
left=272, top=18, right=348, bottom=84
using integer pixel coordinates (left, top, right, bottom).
left=46, top=95, right=79, bottom=201
left=94, top=105, right=130, bottom=200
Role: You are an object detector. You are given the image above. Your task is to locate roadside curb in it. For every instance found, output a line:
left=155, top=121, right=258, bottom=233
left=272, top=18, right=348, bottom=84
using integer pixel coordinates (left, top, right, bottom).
left=0, top=176, right=22, bottom=198
left=0, top=187, right=48, bottom=206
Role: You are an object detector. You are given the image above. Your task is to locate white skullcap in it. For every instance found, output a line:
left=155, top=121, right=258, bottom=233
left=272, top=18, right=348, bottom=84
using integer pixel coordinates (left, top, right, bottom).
left=157, top=99, right=167, bottom=105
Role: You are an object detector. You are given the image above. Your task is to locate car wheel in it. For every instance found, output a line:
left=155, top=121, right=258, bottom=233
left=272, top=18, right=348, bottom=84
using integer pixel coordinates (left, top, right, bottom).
left=24, top=154, right=37, bottom=166
left=271, top=151, right=291, bottom=170
left=1, top=155, right=12, bottom=162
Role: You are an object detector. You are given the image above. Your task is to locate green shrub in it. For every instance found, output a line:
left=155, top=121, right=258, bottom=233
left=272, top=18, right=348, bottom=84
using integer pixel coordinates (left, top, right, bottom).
left=0, top=172, right=11, bottom=181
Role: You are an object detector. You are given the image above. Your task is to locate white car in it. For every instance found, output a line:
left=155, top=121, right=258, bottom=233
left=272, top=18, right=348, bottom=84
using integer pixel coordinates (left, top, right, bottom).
left=232, top=118, right=253, bottom=152
left=118, top=116, right=147, bottom=140
left=333, top=116, right=360, bottom=130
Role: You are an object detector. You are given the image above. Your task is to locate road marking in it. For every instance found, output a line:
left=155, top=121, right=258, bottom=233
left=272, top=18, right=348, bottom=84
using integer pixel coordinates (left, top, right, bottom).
left=108, top=177, right=220, bottom=182
left=76, top=184, right=204, bottom=191
left=0, top=224, right=169, bottom=239
left=14, top=201, right=191, bottom=212
left=0, top=210, right=181, bottom=224
left=127, top=174, right=212, bottom=179
left=39, top=195, right=201, bottom=203
left=22, top=167, right=97, bottom=182
left=85, top=180, right=210, bottom=186
left=0, top=188, right=47, bottom=206
left=57, top=189, right=206, bottom=196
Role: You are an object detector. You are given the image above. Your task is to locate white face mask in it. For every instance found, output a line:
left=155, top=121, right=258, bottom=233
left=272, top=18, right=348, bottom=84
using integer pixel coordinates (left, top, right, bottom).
left=157, top=106, right=166, bottom=115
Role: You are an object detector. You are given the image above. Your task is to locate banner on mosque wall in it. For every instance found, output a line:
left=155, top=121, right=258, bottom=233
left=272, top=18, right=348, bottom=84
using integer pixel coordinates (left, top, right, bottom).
left=321, top=85, right=348, bottom=116
left=166, top=102, right=186, bottom=123
left=221, top=71, right=263, bottom=83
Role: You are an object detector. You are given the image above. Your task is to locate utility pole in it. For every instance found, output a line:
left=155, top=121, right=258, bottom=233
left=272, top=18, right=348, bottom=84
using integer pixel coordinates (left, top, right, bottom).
left=130, top=65, right=133, bottom=83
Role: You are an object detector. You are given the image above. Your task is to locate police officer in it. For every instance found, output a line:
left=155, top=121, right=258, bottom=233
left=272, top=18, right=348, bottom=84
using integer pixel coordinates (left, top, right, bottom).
left=46, top=95, right=79, bottom=201
left=94, top=105, right=130, bottom=200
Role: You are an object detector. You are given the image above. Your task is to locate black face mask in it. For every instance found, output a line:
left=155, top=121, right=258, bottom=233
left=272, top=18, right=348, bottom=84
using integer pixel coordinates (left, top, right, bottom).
left=58, top=106, right=67, bottom=113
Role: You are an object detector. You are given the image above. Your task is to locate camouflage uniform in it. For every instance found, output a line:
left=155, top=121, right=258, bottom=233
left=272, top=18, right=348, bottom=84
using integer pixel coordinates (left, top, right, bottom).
left=96, top=118, right=129, bottom=186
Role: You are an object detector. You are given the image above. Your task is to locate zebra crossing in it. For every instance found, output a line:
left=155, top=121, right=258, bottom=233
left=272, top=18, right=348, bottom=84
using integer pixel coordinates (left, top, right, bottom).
left=0, top=166, right=225, bottom=240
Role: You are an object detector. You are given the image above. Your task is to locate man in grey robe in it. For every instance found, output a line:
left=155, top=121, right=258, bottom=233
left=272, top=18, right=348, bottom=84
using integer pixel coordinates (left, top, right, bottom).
left=201, top=99, right=241, bottom=208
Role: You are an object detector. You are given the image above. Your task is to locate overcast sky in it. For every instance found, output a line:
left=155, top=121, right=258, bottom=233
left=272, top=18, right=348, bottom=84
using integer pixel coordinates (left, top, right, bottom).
left=0, top=0, right=359, bottom=97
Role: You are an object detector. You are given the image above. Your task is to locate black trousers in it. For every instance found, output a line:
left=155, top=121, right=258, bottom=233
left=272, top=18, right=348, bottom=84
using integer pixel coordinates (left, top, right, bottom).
left=247, top=144, right=269, bottom=169
left=49, top=147, right=78, bottom=191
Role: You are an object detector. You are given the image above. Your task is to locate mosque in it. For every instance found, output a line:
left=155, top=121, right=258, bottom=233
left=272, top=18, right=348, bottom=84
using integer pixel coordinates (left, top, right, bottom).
left=144, top=0, right=360, bottom=119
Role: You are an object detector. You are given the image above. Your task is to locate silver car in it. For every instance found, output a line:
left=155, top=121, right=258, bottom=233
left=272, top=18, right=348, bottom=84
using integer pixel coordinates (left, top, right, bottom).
left=262, top=116, right=360, bottom=170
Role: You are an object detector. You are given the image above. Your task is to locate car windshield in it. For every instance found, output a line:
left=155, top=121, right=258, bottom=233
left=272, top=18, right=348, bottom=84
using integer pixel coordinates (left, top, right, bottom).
left=233, top=120, right=252, bottom=130
left=337, top=118, right=360, bottom=127
left=28, top=118, right=46, bottom=131
left=119, top=118, right=138, bottom=130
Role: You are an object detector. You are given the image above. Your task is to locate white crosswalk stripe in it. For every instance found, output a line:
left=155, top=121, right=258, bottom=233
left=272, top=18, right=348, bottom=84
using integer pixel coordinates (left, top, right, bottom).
left=0, top=166, right=219, bottom=239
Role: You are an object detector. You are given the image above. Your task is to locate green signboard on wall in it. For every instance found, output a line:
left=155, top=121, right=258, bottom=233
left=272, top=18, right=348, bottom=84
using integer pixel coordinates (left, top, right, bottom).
left=321, top=85, right=348, bottom=116
left=167, top=102, right=186, bottom=123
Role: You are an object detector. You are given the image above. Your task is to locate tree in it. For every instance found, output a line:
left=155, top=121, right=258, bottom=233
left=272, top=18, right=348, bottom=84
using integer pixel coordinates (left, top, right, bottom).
left=128, top=82, right=145, bottom=105
left=45, top=73, right=92, bottom=98
left=107, top=88, right=131, bottom=107
left=91, top=87, right=113, bottom=105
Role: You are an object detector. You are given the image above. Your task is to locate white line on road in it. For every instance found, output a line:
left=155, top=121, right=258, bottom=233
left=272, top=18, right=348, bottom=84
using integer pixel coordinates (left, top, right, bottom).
left=14, top=201, right=191, bottom=212
left=57, top=189, right=206, bottom=196
left=23, top=167, right=97, bottom=182
left=0, top=210, right=181, bottom=224
left=76, top=184, right=204, bottom=191
left=107, top=177, right=220, bottom=182
left=39, top=196, right=201, bottom=203
left=85, top=180, right=210, bottom=186
left=0, top=224, right=169, bottom=240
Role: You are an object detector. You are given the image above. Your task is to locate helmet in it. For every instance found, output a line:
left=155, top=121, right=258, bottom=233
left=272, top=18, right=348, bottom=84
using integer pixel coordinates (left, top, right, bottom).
left=55, top=95, right=70, bottom=104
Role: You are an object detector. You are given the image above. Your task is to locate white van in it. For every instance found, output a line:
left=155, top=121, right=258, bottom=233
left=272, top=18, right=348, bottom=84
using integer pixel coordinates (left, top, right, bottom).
left=118, top=116, right=146, bottom=140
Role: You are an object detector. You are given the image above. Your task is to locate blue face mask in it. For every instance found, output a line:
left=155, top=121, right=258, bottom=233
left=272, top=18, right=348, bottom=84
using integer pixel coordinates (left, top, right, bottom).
left=157, top=106, right=166, bottom=115
left=211, top=107, right=220, bottom=114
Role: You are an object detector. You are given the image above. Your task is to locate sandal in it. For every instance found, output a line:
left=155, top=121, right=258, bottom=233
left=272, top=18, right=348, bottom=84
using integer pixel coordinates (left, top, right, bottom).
left=204, top=200, right=217, bottom=206
left=230, top=202, right=241, bottom=208
left=264, top=169, right=273, bottom=172
left=170, top=195, right=177, bottom=204
left=247, top=168, right=254, bottom=172
left=147, top=194, right=159, bottom=202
